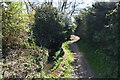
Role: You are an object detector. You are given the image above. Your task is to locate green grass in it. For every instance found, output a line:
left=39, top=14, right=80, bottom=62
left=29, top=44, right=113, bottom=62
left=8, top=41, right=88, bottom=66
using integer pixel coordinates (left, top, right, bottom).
left=50, top=57, right=63, bottom=72
left=45, top=41, right=74, bottom=78
left=62, top=41, right=74, bottom=63
left=77, top=41, right=118, bottom=78
left=60, top=41, right=74, bottom=78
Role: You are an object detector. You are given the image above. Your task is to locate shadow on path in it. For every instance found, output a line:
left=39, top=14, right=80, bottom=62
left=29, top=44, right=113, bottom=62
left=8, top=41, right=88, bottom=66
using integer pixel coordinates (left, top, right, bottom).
left=70, top=35, right=94, bottom=78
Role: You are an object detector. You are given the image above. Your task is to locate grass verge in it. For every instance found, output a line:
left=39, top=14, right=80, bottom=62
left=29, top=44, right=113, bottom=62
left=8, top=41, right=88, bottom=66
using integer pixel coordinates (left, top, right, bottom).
left=60, top=41, right=74, bottom=78
left=43, top=41, right=74, bottom=78
left=77, top=41, right=118, bottom=78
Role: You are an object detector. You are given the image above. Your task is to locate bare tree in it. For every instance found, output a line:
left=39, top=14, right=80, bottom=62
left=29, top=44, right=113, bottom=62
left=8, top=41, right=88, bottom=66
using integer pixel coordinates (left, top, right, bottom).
left=57, top=0, right=83, bottom=15
left=61, top=0, right=67, bottom=11
left=23, top=0, right=83, bottom=16
left=27, top=0, right=36, bottom=10
left=23, top=0, right=29, bottom=14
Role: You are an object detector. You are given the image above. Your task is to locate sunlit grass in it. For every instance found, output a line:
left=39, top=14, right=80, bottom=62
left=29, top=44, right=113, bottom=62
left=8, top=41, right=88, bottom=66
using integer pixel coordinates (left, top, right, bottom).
left=62, top=41, right=74, bottom=63
left=45, top=41, right=74, bottom=78
left=60, top=41, right=74, bottom=78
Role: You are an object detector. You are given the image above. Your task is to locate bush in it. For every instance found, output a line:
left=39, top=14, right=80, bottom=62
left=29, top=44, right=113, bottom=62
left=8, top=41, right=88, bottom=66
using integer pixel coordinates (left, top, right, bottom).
left=2, top=2, right=30, bottom=53
left=33, top=4, right=72, bottom=50
left=1, top=2, right=49, bottom=78
left=75, top=2, right=119, bottom=58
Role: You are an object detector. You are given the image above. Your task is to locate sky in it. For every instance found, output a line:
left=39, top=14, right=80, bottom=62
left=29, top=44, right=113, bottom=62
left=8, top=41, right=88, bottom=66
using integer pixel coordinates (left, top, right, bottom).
left=1, top=0, right=120, bottom=22
left=2, top=0, right=120, bottom=9
left=2, top=0, right=120, bottom=15
left=3, top=0, right=120, bottom=8
left=2, top=0, right=95, bottom=7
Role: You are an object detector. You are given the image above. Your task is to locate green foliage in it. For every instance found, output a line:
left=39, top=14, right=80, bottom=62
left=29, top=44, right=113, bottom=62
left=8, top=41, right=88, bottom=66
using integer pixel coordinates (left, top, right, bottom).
left=33, top=4, right=70, bottom=50
left=1, top=2, right=49, bottom=78
left=62, top=41, right=74, bottom=63
left=77, top=41, right=118, bottom=78
left=75, top=2, right=119, bottom=58
left=60, top=41, right=74, bottom=78
left=32, top=3, right=77, bottom=62
left=45, top=41, right=73, bottom=78
left=75, top=2, right=119, bottom=78
left=50, top=57, right=63, bottom=72
left=1, top=1, right=76, bottom=78
left=2, top=1, right=30, bottom=52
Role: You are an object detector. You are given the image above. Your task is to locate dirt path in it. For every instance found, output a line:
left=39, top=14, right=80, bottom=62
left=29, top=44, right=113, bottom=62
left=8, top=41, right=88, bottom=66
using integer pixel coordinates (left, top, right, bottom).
left=70, top=35, right=94, bottom=78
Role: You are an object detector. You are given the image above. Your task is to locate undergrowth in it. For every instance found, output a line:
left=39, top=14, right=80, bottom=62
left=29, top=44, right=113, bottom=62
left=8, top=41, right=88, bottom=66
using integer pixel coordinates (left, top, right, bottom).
left=1, top=1, right=49, bottom=78
left=42, top=41, right=74, bottom=78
